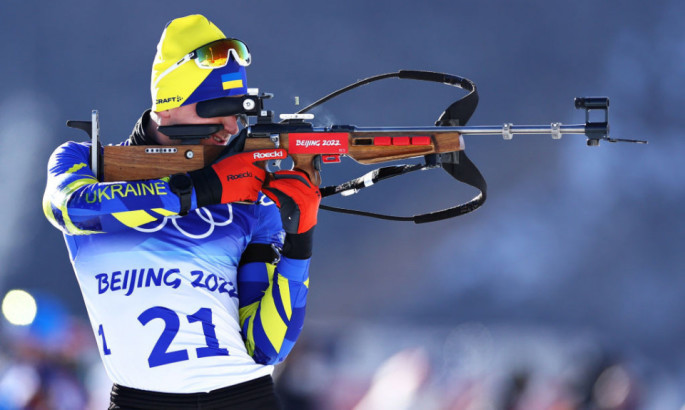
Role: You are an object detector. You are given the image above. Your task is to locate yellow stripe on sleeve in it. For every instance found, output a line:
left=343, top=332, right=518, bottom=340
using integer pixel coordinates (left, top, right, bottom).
left=259, top=290, right=288, bottom=352
left=239, top=301, right=259, bottom=356
left=66, top=163, right=88, bottom=174
left=278, top=275, right=292, bottom=320
left=111, top=210, right=157, bottom=227
left=151, top=208, right=177, bottom=217
left=239, top=263, right=293, bottom=356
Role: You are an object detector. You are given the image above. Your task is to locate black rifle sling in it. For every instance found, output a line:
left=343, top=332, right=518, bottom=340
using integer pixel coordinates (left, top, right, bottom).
left=303, top=70, right=487, bottom=223
left=318, top=151, right=486, bottom=224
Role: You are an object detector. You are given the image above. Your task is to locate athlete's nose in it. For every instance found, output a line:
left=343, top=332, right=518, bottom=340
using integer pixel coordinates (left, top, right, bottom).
left=223, top=116, right=239, bottom=135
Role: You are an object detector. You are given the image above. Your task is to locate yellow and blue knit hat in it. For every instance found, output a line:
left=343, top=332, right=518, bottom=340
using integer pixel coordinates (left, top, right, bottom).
left=150, top=14, right=248, bottom=112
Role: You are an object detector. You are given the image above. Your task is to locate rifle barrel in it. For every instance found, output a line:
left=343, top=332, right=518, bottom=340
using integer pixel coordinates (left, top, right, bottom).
left=349, top=124, right=588, bottom=137
left=458, top=124, right=586, bottom=135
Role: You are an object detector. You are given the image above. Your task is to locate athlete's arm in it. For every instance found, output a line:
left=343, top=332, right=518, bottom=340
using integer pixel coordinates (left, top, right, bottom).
left=237, top=253, right=310, bottom=365
left=237, top=173, right=320, bottom=365
left=43, top=142, right=189, bottom=235
left=43, top=141, right=275, bottom=235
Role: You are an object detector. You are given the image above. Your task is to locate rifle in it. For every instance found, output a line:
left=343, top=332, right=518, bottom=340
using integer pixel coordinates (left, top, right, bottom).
left=67, top=70, right=646, bottom=223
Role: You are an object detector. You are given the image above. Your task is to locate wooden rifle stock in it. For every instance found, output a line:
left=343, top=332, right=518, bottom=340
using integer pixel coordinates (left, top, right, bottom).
left=102, top=130, right=464, bottom=185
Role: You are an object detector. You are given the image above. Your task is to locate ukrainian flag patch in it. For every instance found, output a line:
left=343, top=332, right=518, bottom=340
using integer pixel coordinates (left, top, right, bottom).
left=221, top=72, right=245, bottom=90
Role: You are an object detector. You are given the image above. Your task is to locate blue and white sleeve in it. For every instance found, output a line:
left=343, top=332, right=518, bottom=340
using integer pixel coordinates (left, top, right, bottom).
left=237, top=197, right=310, bottom=365
left=43, top=141, right=193, bottom=235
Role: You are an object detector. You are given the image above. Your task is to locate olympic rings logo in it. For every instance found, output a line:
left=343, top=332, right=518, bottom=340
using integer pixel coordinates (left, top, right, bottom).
left=133, top=205, right=234, bottom=239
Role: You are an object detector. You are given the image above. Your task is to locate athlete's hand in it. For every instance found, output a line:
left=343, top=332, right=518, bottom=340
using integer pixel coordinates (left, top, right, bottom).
left=189, top=149, right=288, bottom=206
left=263, top=170, right=320, bottom=259
left=262, top=170, right=321, bottom=234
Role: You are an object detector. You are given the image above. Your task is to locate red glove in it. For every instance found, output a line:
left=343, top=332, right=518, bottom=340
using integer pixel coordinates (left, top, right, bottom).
left=189, top=149, right=287, bottom=206
left=262, top=170, right=321, bottom=234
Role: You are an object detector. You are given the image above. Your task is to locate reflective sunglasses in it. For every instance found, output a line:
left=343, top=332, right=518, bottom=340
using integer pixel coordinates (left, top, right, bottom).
left=153, top=38, right=251, bottom=89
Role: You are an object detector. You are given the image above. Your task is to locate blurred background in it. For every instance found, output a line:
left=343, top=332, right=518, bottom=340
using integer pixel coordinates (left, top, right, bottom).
left=1, top=0, right=683, bottom=408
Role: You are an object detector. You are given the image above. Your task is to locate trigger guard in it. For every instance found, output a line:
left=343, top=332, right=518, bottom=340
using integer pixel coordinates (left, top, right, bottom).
left=266, top=156, right=294, bottom=173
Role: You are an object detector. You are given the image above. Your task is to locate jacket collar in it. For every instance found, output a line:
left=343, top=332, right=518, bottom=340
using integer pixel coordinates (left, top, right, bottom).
left=128, top=110, right=159, bottom=146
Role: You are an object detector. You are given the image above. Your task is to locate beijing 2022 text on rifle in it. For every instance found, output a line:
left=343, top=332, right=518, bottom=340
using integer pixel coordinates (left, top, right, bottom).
left=67, top=70, right=646, bottom=223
